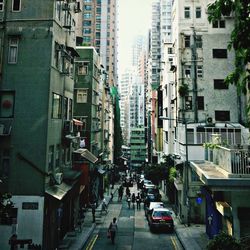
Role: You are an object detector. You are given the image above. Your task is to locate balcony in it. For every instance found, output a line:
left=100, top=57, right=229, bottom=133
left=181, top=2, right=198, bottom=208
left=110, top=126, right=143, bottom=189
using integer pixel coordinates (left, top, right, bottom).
left=206, top=145, right=250, bottom=176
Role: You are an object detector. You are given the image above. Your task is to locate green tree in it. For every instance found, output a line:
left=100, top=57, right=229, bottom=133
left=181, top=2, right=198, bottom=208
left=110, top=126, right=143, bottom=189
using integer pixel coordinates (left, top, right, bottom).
left=207, top=0, right=250, bottom=98
left=144, top=163, right=167, bottom=185
left=166, top=166, right=177, bottom=203
left=207, top=231, right=242, bottom=250
left=110, top=86, right=123, bottom=165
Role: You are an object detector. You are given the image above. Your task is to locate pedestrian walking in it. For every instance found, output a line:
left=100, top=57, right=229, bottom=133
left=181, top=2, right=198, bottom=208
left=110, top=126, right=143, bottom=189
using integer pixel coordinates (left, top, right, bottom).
left=118, top=185, right=123, bottom=202
left=101, top=197, right=108, bottom=214
left=110, top=191, right=114, bottom=202
left=131, top=193, right=136, bottom=209
left=126, top=186, right=130, bottom=197
left=108, top=217, right=118, bottom=244
left=127, top=194, right=131, bottom=209
left=136, top=193, right=141, bottom=210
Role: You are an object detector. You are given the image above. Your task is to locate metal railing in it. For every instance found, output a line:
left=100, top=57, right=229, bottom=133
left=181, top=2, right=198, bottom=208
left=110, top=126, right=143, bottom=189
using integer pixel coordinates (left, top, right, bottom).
left=206, top=146, right=250, bottom=175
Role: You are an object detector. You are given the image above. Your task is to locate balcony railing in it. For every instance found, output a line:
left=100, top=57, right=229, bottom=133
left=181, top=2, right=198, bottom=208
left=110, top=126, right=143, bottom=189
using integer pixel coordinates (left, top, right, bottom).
left=206, top=146, right=250, bottom=175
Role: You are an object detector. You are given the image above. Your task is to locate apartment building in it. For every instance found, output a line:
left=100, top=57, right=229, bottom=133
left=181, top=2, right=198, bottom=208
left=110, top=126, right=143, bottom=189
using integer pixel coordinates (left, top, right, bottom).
left=81, top=0, right=118, bottom=165
left=162, top=0, right=249, bottom=226
left=130, top=126, right=146, bottom=170
left=0, top=1, right=82, bottom=249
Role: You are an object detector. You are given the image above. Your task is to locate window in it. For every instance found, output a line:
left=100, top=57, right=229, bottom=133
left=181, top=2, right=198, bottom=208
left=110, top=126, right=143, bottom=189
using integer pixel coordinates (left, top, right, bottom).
left=214, top=79, right=228, bottom=89
left=48, top=145, right=54, bottom=172
left=215, top=110, right=230, bottom=121
left=184, top=7, right=190, bottom=18
left=52, top=93, right=62, bottom=119
left=213, top=49, right=227, bottom=58
left=55, top=2, right=61, bottom=20
left=83, top=20, right=91, bottom=26
left=96, top=23, right=101, bottom=30
left=95, top=32, right=100, bottom=39
left=77, top=89, right=88, bottom=103
left=95, top=40, right=100, bottom=46
left=83, top=28, right=91, bottom=34
left=197, top=65, right=203, bottom=78
left=197, top=96, right=204, bottom=110
left=196, top=35, right=202, bottom=48
left=185, top=96, right=192, bottom=110
left=12, top=0, right=21, bottom=11
left=184, top=35, right=190, bottom=48
left=196, top=7, right=201, bottom=18
left=84, top=5, right=92, bottom=11
left=168, top=48, right=173, bottom=54
left=187, top=128, right=194, bottom=144
left=83, top=36, right=91, bottom=43
left=0, top=91, right=15, bottom=118
left=212, top=20, right=225, bottom=28
left=64, top=97, right=68, bottom=120
left=78, top=62, right=88, bottom=75
left=185, top=65, right=191, bottom=78
left=0, top=0, right=4, bottom=11
left=84, top=13, right=92, bottom=19
left=54, top=42, right=60, bottom=69
left=8, top=37, right=19, bottom=64
left=96, top=7, right=101, bottom=13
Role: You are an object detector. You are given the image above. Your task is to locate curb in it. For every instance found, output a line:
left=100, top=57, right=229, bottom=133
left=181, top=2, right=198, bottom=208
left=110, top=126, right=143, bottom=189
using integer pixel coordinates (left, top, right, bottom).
left=174, top=227, right=186, bottom=250
left=78, top=223, right=96, bottom=250
left=79, top=185, right=119, bottom=249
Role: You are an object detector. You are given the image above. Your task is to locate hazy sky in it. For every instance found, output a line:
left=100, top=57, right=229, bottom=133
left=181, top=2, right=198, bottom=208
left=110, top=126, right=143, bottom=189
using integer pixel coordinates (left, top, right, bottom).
left=117, top=0, right=153, bottom=76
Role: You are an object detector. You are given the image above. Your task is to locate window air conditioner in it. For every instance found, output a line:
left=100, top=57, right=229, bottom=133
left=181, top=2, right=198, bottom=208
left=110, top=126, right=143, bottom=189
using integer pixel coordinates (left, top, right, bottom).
left=55, top=173, right=63, bottom=185
left=206, top=117, right=213, bottom=125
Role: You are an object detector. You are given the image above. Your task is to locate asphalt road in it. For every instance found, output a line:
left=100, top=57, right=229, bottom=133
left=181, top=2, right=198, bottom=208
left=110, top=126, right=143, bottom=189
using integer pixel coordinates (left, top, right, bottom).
left=85, top=185, right=183, bottom=250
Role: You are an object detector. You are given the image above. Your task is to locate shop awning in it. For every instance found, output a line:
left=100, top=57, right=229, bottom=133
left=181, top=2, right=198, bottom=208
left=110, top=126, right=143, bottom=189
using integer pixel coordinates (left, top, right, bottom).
left=45, top=182, right=73, bottom=200
left=73, top=118, right=83, bottom=126
left=74, top=148, right=98, bottom=163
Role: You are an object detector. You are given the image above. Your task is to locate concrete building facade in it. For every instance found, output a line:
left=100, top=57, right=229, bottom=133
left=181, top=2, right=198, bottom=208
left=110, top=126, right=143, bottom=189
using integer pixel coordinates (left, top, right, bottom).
left=0, top=1, right=82, bottom=249
left=161, top=0, right=249, bottom=227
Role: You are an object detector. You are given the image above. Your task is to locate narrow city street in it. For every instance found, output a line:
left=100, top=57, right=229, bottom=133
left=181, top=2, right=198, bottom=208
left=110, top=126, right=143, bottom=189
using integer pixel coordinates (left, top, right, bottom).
left=84, top=185, right=183, bottom=250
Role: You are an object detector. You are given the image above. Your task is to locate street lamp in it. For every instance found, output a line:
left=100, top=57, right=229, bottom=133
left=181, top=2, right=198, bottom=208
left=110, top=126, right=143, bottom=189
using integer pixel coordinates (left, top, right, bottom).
left=159, top=116, right=190, bottom=226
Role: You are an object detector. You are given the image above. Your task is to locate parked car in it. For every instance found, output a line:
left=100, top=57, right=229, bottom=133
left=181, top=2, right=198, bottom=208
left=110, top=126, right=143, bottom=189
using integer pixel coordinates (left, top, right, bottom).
left=144, top=193, right=159, bottom=207
left=145, top=201, right=164, bottom=218
left=148, top=208, right=174, bottom=232
left=143, top=183, right=155, bottom=190
left=144, top=187, right=161, bottom=201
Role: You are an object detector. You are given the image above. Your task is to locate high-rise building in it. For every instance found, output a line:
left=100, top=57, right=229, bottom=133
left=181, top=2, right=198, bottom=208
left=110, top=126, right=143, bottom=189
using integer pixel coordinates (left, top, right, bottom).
left=82, top=0, right=118, bottom=87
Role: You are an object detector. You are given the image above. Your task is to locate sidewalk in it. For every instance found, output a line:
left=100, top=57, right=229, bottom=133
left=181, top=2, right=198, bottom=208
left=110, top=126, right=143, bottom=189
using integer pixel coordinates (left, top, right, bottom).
left=160, top=189, right=209, bottom=250
left=59, top=184, right=119, bottom=250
